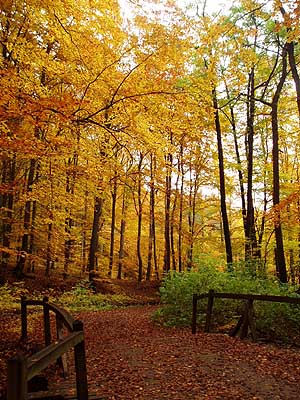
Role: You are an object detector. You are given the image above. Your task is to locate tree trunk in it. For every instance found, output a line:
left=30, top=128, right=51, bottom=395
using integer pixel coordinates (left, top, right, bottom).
left=187, top=166, right=195, bottom=270
left=225, top=86, right=247, bottom=234
left=171, top=159, right=179, bottom=271
left=1, top=155, right=16, bottom=271
left=117, top=185, right=128, bottom=279
left=14, top=159, right=37, bottom=278
left=46, top=220, right=53, bottom=277
left=271, top=44, right=288, bottom=283
left=178, top=144, right=184, bottom=272
left=164, top=150, right=172, bottom=273
left=81, top=189, right=89, bottom=274
left=137, top=153, right=144, bottom=282
left=212, top=88, right=233, bottom=268
left=108, top=171, right=118, bottom=278
left=245, top=68, right=259, bottom=265
left=88, top=195, right=104, bottom=280
left=146, top=153, right=155, bottom=280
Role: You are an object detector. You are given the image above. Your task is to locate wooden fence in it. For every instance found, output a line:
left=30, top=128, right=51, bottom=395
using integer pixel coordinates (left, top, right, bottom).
left=192, top=289, right=300, bottom=340
left=7, top=296, right=88, bottom=400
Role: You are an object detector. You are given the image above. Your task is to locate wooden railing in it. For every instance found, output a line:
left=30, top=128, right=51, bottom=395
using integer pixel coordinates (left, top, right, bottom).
left=7, top=296, right=88, bottom=400
left=192, top=289, right=300, bottom=340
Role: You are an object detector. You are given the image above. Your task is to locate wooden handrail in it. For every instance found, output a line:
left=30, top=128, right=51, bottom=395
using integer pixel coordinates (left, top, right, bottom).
left=191, top=290, right=300, bottom=338
left=193, top=291, right=300, bottom=304
left=21, top=296, right=75, bottom=338
left=27, top=332, right=83, bottom=380
left=7, top=297, right=88, bottom=400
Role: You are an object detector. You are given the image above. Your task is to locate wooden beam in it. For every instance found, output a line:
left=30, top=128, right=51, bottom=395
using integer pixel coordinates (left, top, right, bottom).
left=27, top=332, right=83, bottom=380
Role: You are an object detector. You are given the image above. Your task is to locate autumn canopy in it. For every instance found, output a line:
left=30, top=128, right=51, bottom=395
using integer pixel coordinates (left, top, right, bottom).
left=0, top=0, right=300, bottom=284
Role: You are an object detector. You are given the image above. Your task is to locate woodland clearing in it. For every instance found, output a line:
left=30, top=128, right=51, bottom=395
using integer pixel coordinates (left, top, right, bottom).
left=1, top=279, right=300, bottom=399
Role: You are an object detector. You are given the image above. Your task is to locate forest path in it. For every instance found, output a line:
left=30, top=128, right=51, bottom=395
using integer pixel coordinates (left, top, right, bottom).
left=51, top=305, right=300, bottom=400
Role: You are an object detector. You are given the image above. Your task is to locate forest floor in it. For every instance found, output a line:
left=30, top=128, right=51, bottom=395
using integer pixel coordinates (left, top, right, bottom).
left=1, top=278, right=300, bottom=399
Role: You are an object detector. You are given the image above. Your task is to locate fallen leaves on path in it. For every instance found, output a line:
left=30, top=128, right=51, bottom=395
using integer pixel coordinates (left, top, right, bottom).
left=1, top=306, right=300, bottom=399
left=57, top=306, right=300, bottom=399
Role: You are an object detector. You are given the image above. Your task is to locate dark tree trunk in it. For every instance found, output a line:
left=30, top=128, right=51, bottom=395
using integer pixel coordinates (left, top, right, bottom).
left=146, top=154, right=155, bottom=280
left=171, top=168, right=179, bottom=271
left=271, top=44, right=288, bottom=283
left=14, top=159, right=37, bottom=278
left=81, top=189, right=89, bottom=274
left=117, top=185, right=128, bottom=279
left=225, top=86, right=247, bottom=234
left=88, top=195, right=104, bottom=280
left=1, top=155, right=16, bottom=271
left=46, top=222, right=52, bottom=277
left=245, top=68, right=259, bottom=264
left=164, top=150, right=172, bottom=273
left=178, top=144, right=184, bottom=272
left=212, top=88, right=233, bottom=268
left=108, top=171, right=118, bottom=278
left=187, top=166, right=195, bottom=270
left=64, top=156, right=76, bottom=279
left=137, top=153, right=144, bottom=282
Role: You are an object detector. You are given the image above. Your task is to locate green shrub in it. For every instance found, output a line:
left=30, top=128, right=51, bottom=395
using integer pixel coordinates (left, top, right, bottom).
left=154, top=267, right=300, bottom=341
left=0, top=282, right=29, bottom=311
left=57, top=281, right=131, bottom=312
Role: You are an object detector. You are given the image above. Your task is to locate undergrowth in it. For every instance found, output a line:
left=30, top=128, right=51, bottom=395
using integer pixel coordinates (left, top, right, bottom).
left=57, top=280, right=132, bottom=311
left=154, top=266, right=300, bottom=341
left=0, top=280, right=132, bottom=312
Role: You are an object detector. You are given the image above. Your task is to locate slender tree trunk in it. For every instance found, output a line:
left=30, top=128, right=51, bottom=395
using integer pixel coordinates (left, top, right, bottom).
left=271, top=44, right=288, bottom=283
left=212, top=88, right=233, bottom=268
left=64, top=156, right=76, bottom=279
left=82, top=189, right=89, bottom=274
left=88, top=195, right=104, bottom=281
left=187, top=166, right=194, bottom=270
left=178, top=144, right=184, bottom=272
left=164, top=151, right=172, bottom=273
left=14, top=159, right=37, bottom=278
left=108, top=170, right=118, bottom=278
left=146, top=154, right=155, bottom=280
left=245, top=68, right=259, bottom=264
left=1, top=155, right=16, bottom=271
left=117, top=185, right=128, bottom=279
left=171, top=159, right=179, bottom=271
left=137, top=153, right=144, bottom=282
left=46, top=220, right=53, bottom=277
left=225, top=86, right=247, bottom=234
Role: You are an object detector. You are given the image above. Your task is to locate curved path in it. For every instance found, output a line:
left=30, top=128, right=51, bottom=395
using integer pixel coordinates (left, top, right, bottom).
left=50, top=305, right=300, bottom=400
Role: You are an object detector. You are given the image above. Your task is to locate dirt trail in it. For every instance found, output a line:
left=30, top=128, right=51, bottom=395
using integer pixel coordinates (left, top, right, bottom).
left=50, top=306, right=300, bottom=400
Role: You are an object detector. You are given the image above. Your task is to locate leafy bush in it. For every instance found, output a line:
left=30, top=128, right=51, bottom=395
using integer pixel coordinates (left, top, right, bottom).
left=154, top=267, right=300, bottom=341
left=0, top=282, right=29, bottom=311
left=57, top=281, right=132, bottom=312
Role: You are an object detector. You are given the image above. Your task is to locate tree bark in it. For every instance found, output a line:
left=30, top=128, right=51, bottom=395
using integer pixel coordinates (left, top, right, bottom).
left=164, top=149, right=172, bottom=273
left=245, top=68, right=259, bottom=264
left=178, top=143, right=184, bottom=272
left=88, top=195, right=104, bottom=281
left=271, top=44, right=288, bottom=283
left=1, top=155, right=16, bottom=271
left=14, top=159, right=37, bottom=278
left=117, top=184, right=128, bottom=279
left=212, top=88, right=233, bottom=268
left=108, top=170, right=118, bottom=278
left=137, top=153, right=144, bottom=282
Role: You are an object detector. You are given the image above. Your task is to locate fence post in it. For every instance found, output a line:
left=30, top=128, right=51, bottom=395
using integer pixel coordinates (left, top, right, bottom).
left=192, top=294, right=198, bottom=334
left=43, top=296, right=51, bottom=346
left=240, top=300, right=249, bottom=339
left=56, top=314, right=68, bottom=377
left=21, top=296, right=27, bottom=340
left=73, top=320, right=88, bottom=400
left=7, top=353, right=27, bottom=400
left=204, top=289, right=215, bottom=333
left=247, top=299, right=257, bottom=341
